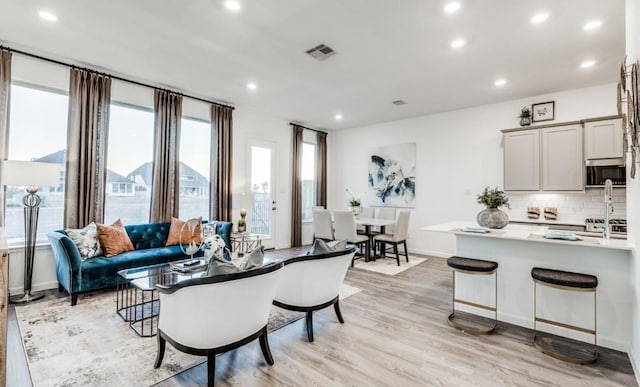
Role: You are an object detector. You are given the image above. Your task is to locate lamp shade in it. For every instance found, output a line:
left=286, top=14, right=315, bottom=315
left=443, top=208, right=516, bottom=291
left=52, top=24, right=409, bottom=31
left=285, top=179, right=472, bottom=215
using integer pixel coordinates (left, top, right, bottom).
left=1, top=160, right=61, bottom=187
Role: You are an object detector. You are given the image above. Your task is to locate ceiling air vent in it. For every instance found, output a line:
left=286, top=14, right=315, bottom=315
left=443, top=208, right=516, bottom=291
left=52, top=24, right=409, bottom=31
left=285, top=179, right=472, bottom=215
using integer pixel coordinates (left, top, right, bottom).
left=306, top=44, right=336, bottom=61
left=392, top=100, right=407, bottom=106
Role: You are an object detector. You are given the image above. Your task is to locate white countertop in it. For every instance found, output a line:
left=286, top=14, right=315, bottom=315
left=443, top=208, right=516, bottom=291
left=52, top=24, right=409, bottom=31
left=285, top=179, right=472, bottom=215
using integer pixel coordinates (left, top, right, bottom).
left=420, top=221, right=634, bottom=251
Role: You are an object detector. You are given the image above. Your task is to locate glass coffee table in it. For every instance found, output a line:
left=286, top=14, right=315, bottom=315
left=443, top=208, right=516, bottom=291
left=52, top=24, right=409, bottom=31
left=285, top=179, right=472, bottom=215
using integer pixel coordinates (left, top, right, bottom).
left=116, top=259, right=207, bottom=337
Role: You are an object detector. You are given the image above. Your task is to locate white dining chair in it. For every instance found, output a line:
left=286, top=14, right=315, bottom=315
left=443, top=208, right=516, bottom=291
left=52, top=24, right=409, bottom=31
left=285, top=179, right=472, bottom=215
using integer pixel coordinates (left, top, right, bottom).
left=374, top=210, right=410, bottom=266
left=374, top=207, right=396, bottom=235
left=333, top=210, right=369, bottom=266
left=312, top=209, right=334, bottom=241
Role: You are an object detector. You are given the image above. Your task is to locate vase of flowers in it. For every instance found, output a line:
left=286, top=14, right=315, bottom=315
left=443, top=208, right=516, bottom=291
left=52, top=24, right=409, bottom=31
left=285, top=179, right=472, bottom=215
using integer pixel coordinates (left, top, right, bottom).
left=519, top=106, right=532, bottom=126
left=238, top=208, right=247, bottom=232
left=346, top=188, right=362, bottom=215
left=476, top=187, right=510, bottom=229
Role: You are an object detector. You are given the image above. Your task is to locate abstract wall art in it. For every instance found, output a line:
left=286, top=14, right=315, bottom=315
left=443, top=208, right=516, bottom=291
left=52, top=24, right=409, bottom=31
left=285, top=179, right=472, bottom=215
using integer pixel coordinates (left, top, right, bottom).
left=366, top=142, right=416, bottom=207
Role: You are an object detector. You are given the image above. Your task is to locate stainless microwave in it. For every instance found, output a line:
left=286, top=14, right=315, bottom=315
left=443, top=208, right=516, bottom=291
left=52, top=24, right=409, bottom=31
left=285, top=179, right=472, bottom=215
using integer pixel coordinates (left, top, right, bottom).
left=585, top=165, right=626, bottom=187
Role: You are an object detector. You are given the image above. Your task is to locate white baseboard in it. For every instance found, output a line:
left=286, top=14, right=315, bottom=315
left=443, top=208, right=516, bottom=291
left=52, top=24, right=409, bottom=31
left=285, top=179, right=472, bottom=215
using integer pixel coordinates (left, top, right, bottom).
left=630, top=350, right=640, bottom=386
left=408, top=248, right=450, bottom=258
left=9, top=280, right=59, bottom=296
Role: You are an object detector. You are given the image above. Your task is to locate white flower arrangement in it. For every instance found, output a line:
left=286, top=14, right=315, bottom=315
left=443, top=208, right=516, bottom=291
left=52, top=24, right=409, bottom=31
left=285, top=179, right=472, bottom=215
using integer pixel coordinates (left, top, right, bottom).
left=346, top=188, right=361, bottom=207
left=203, top=234, right=228, bottom=259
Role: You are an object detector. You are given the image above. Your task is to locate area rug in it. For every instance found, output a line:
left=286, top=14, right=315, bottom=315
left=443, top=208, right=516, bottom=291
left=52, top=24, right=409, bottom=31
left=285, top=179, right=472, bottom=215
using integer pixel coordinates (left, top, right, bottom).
left=15, top=283, right=361, bottom=387
left=353, top=256, right=426, bottom=275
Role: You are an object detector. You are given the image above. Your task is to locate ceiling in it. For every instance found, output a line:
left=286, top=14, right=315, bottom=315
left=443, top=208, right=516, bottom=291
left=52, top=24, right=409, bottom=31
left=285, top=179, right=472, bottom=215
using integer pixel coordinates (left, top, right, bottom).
left=0, top=0, right=626, bottom=130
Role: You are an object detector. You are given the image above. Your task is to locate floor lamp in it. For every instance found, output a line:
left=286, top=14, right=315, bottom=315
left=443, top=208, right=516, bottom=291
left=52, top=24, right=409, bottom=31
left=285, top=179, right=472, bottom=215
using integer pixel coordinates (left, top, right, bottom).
left=2, top=160, right=60, bottom=303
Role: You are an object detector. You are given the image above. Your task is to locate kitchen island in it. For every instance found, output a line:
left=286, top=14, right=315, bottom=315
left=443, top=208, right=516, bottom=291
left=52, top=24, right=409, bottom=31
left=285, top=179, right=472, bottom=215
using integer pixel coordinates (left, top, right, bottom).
left=421, top=221, right=634, bottom=352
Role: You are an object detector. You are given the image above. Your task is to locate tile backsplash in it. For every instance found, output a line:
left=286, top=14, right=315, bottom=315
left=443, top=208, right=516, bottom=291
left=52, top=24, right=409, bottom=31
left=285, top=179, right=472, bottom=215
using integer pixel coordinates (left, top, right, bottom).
left=505, top=189, right=626, bottom=223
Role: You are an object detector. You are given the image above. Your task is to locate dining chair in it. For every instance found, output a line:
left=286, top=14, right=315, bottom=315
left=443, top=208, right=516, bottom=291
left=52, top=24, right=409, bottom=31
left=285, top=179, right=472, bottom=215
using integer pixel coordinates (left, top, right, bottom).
left=333, top=210, right=369, bottom=266
left=374, top=210, right=410, bottom=266
left=374, top=207, right=397, bottom=235
left=312, top=209, right=334, bottom=241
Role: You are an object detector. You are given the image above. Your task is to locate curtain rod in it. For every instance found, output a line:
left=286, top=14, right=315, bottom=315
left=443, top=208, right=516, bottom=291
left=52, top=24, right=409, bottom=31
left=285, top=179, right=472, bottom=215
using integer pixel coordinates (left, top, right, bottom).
left=0, top=45, right=234, bottom=110
left=289, top=122, right=327, bottom=134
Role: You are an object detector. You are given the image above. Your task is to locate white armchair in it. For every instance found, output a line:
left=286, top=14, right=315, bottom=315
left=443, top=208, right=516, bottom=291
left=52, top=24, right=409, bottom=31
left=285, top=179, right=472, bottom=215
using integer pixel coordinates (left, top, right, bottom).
left=273, top=247, right=356, bottom=342
left=154, top=261, right=284, bottom=386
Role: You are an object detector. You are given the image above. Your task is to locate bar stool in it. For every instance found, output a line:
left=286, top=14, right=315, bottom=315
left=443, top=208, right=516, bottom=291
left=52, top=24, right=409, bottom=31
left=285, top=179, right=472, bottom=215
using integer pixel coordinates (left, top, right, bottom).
left=531, top=267, right=598, bottom=364
left=446, top=256, right=498, bottom=334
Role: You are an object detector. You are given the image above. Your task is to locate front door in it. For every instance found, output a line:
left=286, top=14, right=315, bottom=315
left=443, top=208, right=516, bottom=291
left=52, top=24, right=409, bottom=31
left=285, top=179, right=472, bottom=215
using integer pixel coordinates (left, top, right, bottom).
left=249, top=141, right=276, bottom=249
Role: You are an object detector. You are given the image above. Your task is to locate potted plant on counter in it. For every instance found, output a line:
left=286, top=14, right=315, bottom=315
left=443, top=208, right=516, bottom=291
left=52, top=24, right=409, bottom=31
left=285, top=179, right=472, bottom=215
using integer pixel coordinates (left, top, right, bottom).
left=476, top=187, right=510, bottom=229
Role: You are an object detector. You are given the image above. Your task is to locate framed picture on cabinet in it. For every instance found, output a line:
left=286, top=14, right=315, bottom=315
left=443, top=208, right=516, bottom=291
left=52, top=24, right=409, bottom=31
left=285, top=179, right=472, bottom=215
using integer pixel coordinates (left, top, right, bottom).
left=531, top=101, right=555, bottom=122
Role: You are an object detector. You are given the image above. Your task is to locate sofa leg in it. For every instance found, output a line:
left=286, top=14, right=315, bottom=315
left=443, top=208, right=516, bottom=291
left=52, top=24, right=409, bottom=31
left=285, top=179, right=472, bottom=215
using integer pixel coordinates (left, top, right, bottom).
left=259, top=327, right=274, bottom=365
left=58, top=283, right=64, bottom=292
left=71, top=293, right=78, bottom=306
left=154, top=334, right=166, bottom=368
left=334, top=299, right=344, bottom=324
left=306, top=311, right=314, bottom=342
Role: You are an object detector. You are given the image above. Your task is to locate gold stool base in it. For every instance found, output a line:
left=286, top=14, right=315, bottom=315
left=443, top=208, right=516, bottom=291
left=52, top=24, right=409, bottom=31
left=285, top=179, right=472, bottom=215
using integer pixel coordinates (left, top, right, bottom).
left=533, top=333, right=598, bottom=364
left=10, top=291, right=45, bottom=304
left=447, top=312, right=497, bottom=335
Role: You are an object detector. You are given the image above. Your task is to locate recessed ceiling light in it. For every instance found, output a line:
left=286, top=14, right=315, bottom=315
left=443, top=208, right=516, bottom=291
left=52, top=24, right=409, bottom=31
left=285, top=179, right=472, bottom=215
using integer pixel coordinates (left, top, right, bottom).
left=444, top=2, right=461, bottom=13
left=450, top=38, right=466, bottom=49
left=583, top=20, right=602, bottom=30
left=530, top=12, right=549, bottom=24
left=225, top=1, right=241, bottom=11
left=335, top=114, right=343, bottom=120
left=247, top=82, right=257, bottom=90
left=38, top=10, right=58, bottom=22
left=580, top=60, right=596, bottom=68
left=494, top=79, right=507, bottom=87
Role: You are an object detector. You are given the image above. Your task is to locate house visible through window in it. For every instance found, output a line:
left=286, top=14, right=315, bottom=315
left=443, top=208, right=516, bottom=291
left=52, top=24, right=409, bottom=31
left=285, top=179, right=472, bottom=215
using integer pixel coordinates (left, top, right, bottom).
left=104, top=103, right=154, bottom=225
left=179, top=118, right=211, bottom=220
left=5, top=84, right=68, bottom=240
left=301, top=142, right=316, bottom=222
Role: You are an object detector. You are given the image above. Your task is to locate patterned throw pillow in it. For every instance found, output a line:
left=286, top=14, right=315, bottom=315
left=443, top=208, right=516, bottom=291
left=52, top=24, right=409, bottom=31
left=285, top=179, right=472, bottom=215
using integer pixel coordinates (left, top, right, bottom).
left=165, top=217, right=203, bottom=246
left=96, top=219, right=135, bottom=257
left=201, top=221, right=217, bottom=240
left=65, top=223, right=103, bottom=260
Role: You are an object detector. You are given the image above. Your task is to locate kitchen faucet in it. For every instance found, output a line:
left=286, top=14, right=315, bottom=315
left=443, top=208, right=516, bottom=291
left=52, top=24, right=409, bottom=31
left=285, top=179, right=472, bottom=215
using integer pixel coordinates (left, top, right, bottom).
left=604, top=179, right=614, bottom=239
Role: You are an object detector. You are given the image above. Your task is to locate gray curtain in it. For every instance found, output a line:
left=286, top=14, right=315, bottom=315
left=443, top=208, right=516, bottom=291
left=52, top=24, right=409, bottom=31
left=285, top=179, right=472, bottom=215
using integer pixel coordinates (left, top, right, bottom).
left=316, top=131, right=327, bottom=209
left=0, top=50, right=11, bottom=227
left=150, top=90, right=182, bottom=223
left=211, top=104, right=233, bottom=222
left=65, top=69, right=111, bottom=228
left=290, top=124, right=304, bottom=247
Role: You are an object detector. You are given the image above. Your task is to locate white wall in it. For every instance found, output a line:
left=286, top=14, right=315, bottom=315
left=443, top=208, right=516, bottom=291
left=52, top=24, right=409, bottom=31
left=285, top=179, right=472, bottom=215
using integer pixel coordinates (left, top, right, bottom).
left=625, top=0, right=640, bottom=379
left=328, top=83, right=618, bottom=257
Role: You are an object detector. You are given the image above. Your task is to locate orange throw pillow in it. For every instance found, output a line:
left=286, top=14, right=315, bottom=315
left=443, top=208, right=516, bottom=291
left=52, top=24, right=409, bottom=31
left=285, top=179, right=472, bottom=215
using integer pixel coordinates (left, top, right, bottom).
left=165, top=217, right=202, bottom=246
left=96, top=219, right=135, bottom=257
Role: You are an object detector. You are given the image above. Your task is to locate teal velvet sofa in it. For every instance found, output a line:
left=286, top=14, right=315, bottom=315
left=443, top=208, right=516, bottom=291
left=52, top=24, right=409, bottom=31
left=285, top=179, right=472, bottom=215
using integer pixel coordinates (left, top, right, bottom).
left=47, top=221, right=232, bottom=305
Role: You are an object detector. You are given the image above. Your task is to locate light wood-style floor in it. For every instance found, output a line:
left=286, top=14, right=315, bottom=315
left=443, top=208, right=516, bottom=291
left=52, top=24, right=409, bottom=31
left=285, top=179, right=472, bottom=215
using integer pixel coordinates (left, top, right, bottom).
left=7, top=250, right=637, bottom=386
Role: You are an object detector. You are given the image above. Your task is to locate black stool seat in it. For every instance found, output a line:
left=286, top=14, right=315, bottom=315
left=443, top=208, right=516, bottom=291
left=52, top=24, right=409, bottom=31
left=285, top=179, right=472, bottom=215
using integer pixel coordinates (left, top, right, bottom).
left=447, top=256, right=498, bottom=272
left=531, top=267, right=598, bottom=289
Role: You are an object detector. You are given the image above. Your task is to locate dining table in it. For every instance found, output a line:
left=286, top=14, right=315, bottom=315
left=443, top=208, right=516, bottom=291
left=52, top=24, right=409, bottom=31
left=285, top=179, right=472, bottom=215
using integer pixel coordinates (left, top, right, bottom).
left=355, top=217, right=396, bottom=261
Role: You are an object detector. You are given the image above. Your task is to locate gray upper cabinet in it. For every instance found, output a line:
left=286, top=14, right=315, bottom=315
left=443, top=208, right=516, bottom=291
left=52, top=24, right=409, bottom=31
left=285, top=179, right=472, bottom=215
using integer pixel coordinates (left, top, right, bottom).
left=584, top=118, right=623, bottom=160
left=503, top=123, right=584, bottom=191
left=504, top=130, right=540, bottom=191
left=541, top=124, right=583, bottom=190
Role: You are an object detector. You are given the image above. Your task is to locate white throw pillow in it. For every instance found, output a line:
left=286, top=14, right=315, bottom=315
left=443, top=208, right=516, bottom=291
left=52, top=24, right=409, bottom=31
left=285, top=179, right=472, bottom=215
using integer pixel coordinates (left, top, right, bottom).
left=65, top=222, right=103, bottom=260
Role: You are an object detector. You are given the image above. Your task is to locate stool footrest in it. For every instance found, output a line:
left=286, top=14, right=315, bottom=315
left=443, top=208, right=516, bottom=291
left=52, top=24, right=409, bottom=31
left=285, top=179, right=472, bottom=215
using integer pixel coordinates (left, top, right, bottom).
left=447, top=312, right=497, bottom=335
left=533, top=333, right=598, bottom=364
left=535, top=317, right=595, bottom=335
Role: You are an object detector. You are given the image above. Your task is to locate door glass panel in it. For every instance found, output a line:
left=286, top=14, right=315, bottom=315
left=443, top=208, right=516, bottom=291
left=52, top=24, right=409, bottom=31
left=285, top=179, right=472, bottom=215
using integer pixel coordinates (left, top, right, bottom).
left=250, top=146, right=271, bottom=236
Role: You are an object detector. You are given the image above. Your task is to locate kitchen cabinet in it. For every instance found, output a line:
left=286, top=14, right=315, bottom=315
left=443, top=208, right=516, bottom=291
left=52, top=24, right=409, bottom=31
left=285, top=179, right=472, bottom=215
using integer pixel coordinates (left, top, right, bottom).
left=503, top=123, right=583, bottom=191
left=584, top=118, right=623, bottom=160
left=504, top=130, right=540, bottom=190
left=541, top=124, right=583, bottom=190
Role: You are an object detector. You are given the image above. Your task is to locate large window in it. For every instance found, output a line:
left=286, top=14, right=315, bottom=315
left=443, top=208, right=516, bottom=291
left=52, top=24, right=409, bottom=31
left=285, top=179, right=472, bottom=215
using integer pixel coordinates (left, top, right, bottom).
left=301, top=142, right=316, bottom=222
left=179, top=118, right=211, bottom=220
left=104, top=104, right=154, bottom=225
left=6, top=84, right=68, bottom=240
